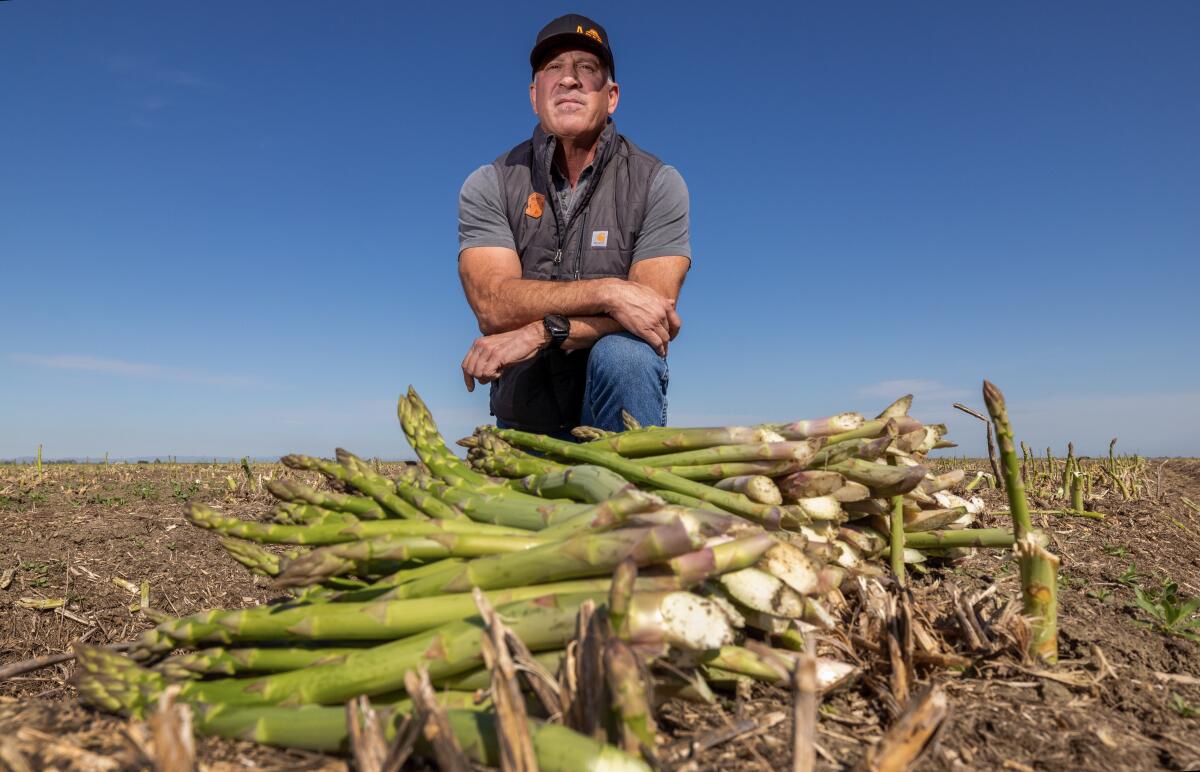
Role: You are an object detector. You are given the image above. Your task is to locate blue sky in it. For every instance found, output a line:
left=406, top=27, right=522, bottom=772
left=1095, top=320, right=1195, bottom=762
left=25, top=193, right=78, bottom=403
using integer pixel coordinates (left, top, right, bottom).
left=1, top=1, right=1197, bottom=460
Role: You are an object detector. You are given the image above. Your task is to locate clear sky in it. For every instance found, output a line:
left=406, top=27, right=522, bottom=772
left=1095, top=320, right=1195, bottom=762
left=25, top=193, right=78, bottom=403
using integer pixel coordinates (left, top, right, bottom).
left=1, top=1, right=1197, bottom=460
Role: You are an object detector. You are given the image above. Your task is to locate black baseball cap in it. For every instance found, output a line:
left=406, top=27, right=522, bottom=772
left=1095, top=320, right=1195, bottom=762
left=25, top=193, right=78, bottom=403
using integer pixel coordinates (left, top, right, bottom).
left=530, top=14, right=615, bottom=79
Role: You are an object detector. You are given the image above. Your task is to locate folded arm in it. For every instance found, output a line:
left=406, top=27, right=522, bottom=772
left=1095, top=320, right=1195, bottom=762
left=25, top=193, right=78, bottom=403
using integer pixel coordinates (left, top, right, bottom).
left=458, top=249, right=689, bottom=391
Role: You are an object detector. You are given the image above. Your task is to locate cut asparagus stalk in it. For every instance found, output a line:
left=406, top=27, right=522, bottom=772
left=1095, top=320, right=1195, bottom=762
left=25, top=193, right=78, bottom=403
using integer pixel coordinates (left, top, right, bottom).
left=764, top=412, right=865, bottom=440
left=714, top=475, right=783, bottom=505
left=281, top=454, right=426, bottom=520
left=274, top=531, right=551, bottom=587
left=493, top=429, right=792, bottom=529
left=636, top=439, right=824, bottom=469
left=718, top=567, right=806, bottom=618
left=827, top=458, right=928, bottom=497
left=777, top=470, right=845, bottom=499
left=86, top=592, right=604, bottom=710
left=665, top=533, right=778, bottom=585
left=580, top=426, right=786, bottom=457
left=188, top=504, right=528, bottom=545
left=266, top=479, right=386, bottom=520
left=362, top=521, right=702, bottom=600
left=518, top=465, right=637, bottom=502
left=129, top=580, right=625, bottom=659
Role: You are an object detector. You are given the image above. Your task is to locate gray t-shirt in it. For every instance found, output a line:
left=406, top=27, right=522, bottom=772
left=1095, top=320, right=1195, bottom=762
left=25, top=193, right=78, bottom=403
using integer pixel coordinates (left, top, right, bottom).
left=458, top=163, right=691, bottom=264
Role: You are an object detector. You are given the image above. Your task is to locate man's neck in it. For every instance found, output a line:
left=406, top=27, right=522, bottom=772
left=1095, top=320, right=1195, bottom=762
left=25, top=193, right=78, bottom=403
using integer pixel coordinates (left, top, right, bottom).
left=553, top=128, right=603, bottom=189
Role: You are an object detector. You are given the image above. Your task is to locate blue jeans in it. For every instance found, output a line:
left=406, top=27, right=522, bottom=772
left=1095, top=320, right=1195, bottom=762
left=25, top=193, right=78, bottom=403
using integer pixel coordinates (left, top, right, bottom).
left=579, top=332, right=669, bottom=433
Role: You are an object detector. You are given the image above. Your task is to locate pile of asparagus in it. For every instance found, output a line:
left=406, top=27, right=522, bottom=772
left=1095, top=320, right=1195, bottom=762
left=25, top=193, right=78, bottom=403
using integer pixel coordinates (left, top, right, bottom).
left=73, top=388, right=1010, bottom=769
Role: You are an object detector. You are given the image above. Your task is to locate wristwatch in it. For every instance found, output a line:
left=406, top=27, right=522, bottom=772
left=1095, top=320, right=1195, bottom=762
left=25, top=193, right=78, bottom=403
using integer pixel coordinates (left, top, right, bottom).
left=543, top=314, right=570, bottom=350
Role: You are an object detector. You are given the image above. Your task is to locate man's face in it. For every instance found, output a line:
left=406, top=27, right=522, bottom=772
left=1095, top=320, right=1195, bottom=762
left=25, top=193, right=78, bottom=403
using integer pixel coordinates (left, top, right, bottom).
left=529, top=47, right=619, bottom=141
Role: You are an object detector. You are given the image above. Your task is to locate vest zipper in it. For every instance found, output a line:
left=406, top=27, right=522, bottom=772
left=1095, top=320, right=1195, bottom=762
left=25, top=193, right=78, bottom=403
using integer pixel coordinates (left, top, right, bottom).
left=554, top=248, right=562, bottom=265
left=573, top=211, right=587, bottom=280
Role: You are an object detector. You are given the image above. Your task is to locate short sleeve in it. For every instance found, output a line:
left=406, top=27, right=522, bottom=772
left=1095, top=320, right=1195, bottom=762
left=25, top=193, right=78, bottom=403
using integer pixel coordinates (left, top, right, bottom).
left=458, top=165, right=517, bottom=254
left=631, top=165, right=691, bottom=263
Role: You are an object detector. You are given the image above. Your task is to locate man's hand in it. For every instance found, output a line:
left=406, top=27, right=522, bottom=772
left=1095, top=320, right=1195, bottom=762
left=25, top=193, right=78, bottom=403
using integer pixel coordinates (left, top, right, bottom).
left=461, top=321, right=545, bottom=392
left=602, top=280, right=683, bottom=356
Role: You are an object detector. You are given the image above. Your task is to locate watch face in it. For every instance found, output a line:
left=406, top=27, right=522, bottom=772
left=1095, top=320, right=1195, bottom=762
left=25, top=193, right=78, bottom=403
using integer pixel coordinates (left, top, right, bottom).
left=546, top=315, right=570, bottom=335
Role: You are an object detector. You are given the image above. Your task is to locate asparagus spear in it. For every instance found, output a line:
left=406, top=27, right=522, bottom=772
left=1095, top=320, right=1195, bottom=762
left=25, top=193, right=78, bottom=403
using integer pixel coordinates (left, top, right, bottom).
left=130, top=579, right=681, bottom=660
left=714, top=475, right=782, bottom=505
left=281, top=454, right=426, bottom=519
left=189, top=504, right=529, bottom=545
left=580, top=426, right=786, bottom=457
left=493, top=428, right=793, bottom=529
left=274, top=531, right=552, bottom=587
left=367, top=521, right=701, bottom=600
left=90, top=593, right=603, bottom=710
left=636, top=439, right=824, bottom=469
left=660, top=461, right=803, bottom=482
left=157, top=646, right=362, bottom=679
left=518, top=465, right=637, bottom=502
left=764, top=412, right=866, bottom=440
left=266, top=479, right=385, bottom=520
left=80, top=666, right=649, bottom=771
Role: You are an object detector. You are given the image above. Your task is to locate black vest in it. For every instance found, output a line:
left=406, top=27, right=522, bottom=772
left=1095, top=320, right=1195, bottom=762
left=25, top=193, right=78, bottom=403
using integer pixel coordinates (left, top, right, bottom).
left=489, top=121, right=663, bottom=432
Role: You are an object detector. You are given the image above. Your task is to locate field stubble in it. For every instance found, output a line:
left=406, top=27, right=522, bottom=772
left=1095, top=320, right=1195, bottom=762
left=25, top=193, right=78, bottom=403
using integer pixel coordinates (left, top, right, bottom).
left=1, top=457, right=1198, bottom=770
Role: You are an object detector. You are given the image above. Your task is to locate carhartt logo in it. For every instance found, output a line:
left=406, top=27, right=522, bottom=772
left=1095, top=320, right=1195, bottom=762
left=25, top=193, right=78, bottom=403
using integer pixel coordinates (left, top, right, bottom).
left=591, top=230, right=609, bottom=247
left=525, top=193, right=544, bottom=219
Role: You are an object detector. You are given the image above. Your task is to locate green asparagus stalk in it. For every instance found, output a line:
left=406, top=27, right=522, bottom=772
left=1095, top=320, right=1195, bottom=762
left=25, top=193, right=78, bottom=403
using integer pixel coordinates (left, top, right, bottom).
left=660, top=461, right=803, bottom=482
left=157, top=646, right=362, bottom=679
left=581, top=426, right=785, bottom=457
left=636, top=439, right=823, bottom=469
left=714, top=475, right=782, bottom=505
left=1016, top=533, right=1060, bottom=665
left=823, top=416, right=921, bottom=445
left=271, top=502, right=360, bottom=526
left=335, top=449, right=465, bottom=521
left=189, top=504, right=528, bottom=545
left=281, top=454, right=425, bottom=519
left=664, top=533, right=778, bottom=585
left=266, top=479, right=386, bottom=520
left=397, top=462, right=591, bottom=530
left=274, top=531, right=550, bottom=587
left=777, top=470, right=845, bottom=499
left=981, top=382, right=1034, bottom=539
left=537, top=490, right=666, bottom=538
left=876, top=394, right=913, bottom=419
left=468, top=433, right=568, bottom=478
left=90, top=593, right=602, bottom=710
left=130, top=579, right=677, bottom=660
left=494, top=428, right=792, bottom=529
left=518, top=465, right=637, bottom=502
left=363, top=521, right=701, bottom=600
left=983, top=381, right=1057, bottom=664
left=765, top=412, right=866, bottom=440
left=826, top=458, right=927, bottom=497
left=78, top=660, right=648, bottom=771
left=903, top=528, right=1014, bottom=549
left=604, top=638, right=658, bottom=762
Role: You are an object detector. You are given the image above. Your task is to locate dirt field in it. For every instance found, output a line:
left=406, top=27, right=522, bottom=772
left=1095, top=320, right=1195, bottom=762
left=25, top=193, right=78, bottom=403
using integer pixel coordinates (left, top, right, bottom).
left=2, top=458, right=1198, bottom=770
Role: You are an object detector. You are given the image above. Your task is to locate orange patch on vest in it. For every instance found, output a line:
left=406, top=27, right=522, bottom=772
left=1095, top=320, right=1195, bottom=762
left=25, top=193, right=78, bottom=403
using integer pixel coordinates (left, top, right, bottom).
left=525, top=192, right=545, bottom=219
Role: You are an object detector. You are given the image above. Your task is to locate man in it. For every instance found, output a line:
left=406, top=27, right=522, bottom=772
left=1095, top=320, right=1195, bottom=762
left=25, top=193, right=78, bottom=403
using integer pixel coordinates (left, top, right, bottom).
left=457, top=13, right=691, bottom=435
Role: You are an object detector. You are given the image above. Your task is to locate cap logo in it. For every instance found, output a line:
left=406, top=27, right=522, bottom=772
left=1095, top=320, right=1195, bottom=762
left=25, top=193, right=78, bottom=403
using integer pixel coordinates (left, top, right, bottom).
left=585, top=28, right=603, bottom=44
left=525, top=192, right=544, bottom=219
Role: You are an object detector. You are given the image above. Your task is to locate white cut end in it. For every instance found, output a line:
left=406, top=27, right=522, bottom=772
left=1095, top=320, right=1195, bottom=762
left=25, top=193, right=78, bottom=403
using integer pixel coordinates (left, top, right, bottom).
left=759, top=542, right=821, bottom=595
left=656, top=591, right=736, bottom=650
left=830, top=539, right=862, bottom=569
left=792, top=495, right=843, bottom=522
left=815, top=659, right=859, bottom=693
left=760, top=429, right=786, bottom=443
left=719, top=567, right=805, bottom=617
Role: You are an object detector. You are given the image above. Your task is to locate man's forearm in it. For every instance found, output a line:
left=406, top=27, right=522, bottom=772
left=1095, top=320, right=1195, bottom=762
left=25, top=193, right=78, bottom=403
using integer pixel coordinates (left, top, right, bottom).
left=561, top=315, right=624, bottom=351
left=477, top=277, right=620, bottom=334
